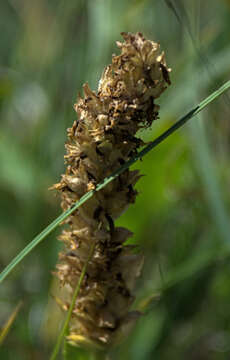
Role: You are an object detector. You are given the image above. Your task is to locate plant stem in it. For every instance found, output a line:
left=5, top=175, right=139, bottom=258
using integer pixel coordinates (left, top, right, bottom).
left=49, top=241, right=96, bottom=360
left=0, top=80, right=230, bottom=284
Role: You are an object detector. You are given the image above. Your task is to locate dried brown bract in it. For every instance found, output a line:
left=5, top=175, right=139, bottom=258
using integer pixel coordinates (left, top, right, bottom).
left=52, top=32, right=170, bottom=349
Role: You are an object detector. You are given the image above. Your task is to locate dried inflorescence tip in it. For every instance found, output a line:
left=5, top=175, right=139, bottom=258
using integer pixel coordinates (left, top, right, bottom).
left=52, top=32, right=170, bottom=349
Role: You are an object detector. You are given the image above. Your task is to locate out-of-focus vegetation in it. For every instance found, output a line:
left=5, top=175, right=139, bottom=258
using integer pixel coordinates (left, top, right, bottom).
left=1, top=1, right=230, bottom=359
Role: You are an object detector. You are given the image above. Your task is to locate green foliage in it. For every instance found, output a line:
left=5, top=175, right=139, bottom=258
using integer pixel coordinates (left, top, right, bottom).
left=1, top=1, right=230, bottom=359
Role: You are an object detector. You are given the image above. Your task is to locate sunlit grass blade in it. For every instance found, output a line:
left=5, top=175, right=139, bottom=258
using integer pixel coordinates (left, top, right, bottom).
left=49, top=241, right=95, bottom=360
left=0, top=79, right=230, bottom=285
left=0, top=301, right=23, bottom=345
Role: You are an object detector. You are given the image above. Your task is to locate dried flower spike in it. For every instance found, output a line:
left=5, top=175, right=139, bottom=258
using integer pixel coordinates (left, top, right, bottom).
left=52, top=32, right=170, bottom=349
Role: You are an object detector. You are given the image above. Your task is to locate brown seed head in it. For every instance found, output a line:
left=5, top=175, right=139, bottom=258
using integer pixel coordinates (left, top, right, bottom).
left=52, top=32, right=170, bottom=349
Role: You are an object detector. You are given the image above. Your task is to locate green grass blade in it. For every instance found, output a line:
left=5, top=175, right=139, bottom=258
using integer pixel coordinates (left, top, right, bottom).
left=0, top=79, right=229, bottom=284
left=0, top=196, right=92, bottom=283
left=49, top=241, right=95, bottom=360
left=0, top=301, right=23, bottom=345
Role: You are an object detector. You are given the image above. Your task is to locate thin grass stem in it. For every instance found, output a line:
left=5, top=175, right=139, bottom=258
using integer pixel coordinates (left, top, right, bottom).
left=0, top=301, right=23, bottom=345
left=49, top=241, right=96, bottom=360
left=0, top=79, right=229, bottom=284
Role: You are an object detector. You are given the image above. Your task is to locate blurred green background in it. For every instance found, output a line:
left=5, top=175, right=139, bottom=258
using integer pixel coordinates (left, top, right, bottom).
left=1, top=0, right=230, bottom=359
